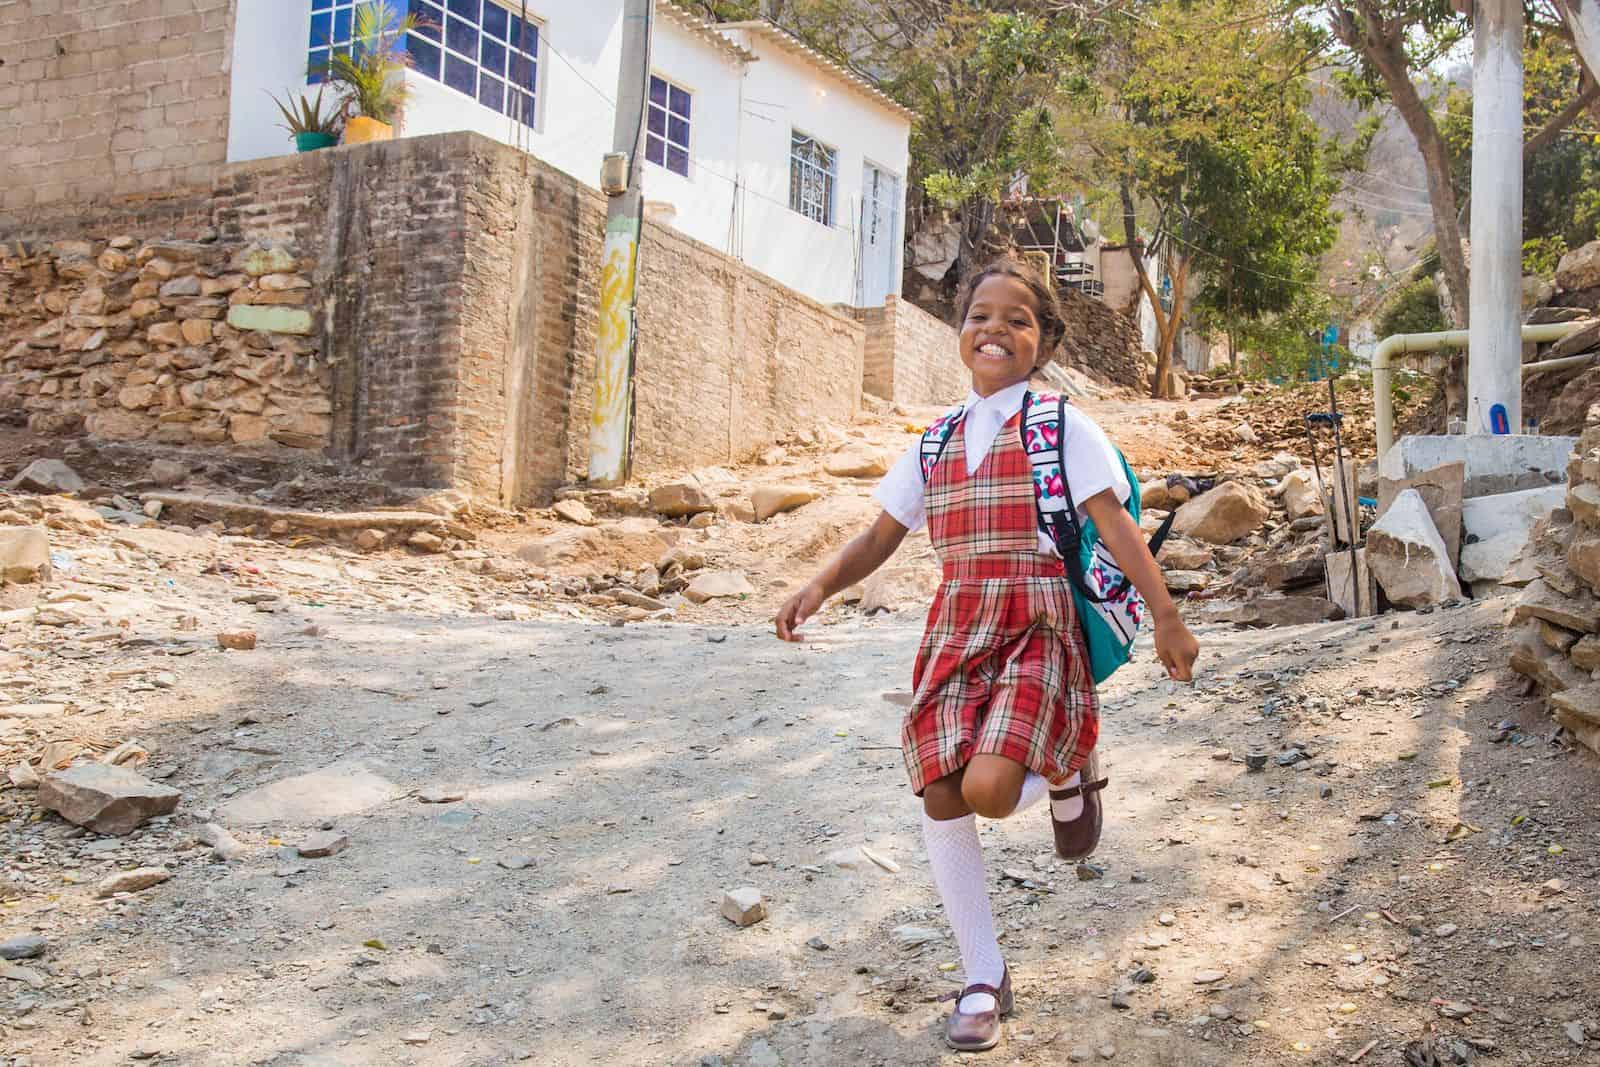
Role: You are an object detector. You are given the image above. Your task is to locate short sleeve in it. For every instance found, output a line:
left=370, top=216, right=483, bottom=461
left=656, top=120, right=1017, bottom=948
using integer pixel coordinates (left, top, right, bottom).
left=1060, top=406, right=1130, bottom=521
left=874, top=440, right=927, bottom=532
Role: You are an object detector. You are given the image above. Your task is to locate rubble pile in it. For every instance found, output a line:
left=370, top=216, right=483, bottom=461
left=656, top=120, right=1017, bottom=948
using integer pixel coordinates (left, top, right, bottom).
left=1178, top=382, right=1425, bottom=464
left=1507, top=403, right=1600, bottom=756
left=1, top=238, right=330, bottom=449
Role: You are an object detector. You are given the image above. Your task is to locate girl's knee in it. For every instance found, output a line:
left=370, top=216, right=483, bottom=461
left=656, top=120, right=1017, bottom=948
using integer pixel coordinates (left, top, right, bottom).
left=961, top=772, right=1018, bottom=819
left=923, top=773, right=970, bottom=820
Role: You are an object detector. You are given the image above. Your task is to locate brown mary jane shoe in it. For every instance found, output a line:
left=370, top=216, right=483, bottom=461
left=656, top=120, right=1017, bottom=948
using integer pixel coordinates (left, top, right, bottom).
left=942, top=966, right=1014, bottom=1052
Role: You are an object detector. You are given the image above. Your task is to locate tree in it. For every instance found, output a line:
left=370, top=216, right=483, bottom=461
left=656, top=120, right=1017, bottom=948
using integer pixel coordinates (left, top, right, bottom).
left=1070, top=0, right=1341, bottom=395
left=1322, top=0, right=1471, bottom=326
left=754, top=1, right=1105, bottom=287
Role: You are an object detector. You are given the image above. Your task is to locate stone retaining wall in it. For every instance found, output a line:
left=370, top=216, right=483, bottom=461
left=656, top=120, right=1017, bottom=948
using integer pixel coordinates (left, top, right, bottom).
left=1, top=237, right=329, bottom=450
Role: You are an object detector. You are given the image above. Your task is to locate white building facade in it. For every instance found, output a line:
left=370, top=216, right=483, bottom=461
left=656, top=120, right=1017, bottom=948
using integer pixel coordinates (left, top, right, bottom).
left=227, top=1, right=913, bottom=308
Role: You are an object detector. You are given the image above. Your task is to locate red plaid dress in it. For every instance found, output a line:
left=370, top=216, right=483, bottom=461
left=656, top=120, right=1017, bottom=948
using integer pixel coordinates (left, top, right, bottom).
left=902, top=411, right=1100, bottom=795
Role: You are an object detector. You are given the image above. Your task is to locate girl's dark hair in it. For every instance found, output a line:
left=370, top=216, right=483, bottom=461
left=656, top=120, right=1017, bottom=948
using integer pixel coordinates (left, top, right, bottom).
left=956, top=258, right=1068, bottom=366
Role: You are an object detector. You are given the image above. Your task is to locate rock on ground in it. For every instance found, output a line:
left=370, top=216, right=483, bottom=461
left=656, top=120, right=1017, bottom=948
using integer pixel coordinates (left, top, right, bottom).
left=11, top=458, right=84, bottom=494
left=1276, top=469, right=1324, bottom=520
left=684, top=571, right=756, bottom=604
left=95, top=867, right=171, bottom=898
left=721, top=887, right=767, bottom=926
left=1157, top=538, right=1213, bottom=570
left=0, top=526, right=51, bottom=583
left=1367, top=488, right=1462, bottom=609
left=1215, top=595, right=1341, bottom=627
left=1171, top=482, right=1269, bottom=545
left=751, top=484, right=818, bottom=523
left=1378, top=460, right=1465, bottom=569
left=824, top=445, right=894, bottom=479
left=553, top=499, right=597, bottom=526
left=860, top=564, right=940, bottom=615
left=219, top=761, right=398, bottom=826
left=297, top=830, right=351, bottom=858
left=1558, top=238, right=1600, bottom=291
left=36, top=763, right=181, bottom=836
left=649, top=480, right=714, bottom=517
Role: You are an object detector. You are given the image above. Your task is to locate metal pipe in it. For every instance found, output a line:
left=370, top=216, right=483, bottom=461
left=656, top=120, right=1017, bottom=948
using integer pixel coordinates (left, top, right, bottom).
left=1373, top=321, right=1592, bottom=460
left=1522, top=350, right=1600, bottom=377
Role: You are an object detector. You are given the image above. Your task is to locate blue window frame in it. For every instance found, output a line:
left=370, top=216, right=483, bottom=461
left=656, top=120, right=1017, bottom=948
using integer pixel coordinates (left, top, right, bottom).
left=645, top=75, right=691, bottom=177
left=307, top=0, right=362, bottom=83
left=404, top=0, right=540, bottom=126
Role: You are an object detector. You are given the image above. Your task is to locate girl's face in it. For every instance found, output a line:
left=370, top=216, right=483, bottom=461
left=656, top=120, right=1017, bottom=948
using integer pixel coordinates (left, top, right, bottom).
left=959, top=274, right=1044, bottom=397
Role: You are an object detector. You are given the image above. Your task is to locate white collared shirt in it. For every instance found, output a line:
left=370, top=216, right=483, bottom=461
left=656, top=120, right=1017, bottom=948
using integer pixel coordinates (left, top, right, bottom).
left=873, top=381, right=1130, bottom=554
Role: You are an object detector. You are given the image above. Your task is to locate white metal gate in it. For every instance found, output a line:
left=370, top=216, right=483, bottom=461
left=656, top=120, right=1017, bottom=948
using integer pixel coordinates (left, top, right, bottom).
left=857, top=163, right=901, bottom=307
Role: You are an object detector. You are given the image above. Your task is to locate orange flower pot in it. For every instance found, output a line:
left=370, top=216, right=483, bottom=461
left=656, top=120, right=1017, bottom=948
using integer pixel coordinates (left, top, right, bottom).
left=343, top=116, right=394, bottom=145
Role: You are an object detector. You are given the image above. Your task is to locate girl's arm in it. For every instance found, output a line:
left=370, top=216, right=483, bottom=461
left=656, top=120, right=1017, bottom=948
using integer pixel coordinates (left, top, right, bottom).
left=775, top=511, right=909, bottom=642
left=1082, top=490, right=1199, bottom=681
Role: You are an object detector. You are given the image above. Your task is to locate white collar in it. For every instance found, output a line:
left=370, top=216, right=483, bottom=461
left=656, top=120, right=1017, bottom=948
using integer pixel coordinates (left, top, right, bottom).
left=963, top=380, right=1030, bottom=417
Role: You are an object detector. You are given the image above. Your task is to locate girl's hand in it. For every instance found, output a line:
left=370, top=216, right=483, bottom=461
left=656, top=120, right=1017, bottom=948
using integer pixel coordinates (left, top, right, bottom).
left=1153, top=612, right=1199, bottom=681
left=775, top=582, right=827, bottom=642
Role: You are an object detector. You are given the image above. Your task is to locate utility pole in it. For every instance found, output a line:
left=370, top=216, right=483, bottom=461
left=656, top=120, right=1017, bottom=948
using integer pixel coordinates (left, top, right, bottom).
left=1466, top=0, right=1523, bottom=435
left=588, top=0, right=654, bottom=487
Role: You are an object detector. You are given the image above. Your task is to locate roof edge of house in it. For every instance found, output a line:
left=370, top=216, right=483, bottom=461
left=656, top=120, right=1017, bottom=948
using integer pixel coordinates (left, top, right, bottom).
left=715, top=20, right=918, bottom=124
left=657, top=3, right=759, bottom=65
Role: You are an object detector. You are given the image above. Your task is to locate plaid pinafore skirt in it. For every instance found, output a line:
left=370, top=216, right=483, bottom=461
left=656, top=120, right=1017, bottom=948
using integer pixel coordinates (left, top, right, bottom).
left=901, top=411, right=1099, bottom=795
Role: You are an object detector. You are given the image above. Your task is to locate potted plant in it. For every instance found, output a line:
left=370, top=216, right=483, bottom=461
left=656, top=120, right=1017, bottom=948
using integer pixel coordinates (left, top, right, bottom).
left=314, top=0, right=424, bottom=145
left=269, top=85, right=341, bottom=152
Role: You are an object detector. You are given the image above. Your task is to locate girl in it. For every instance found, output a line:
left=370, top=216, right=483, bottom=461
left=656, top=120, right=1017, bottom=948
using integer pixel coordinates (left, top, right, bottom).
left=775, top=259, right=1199, bottom=1053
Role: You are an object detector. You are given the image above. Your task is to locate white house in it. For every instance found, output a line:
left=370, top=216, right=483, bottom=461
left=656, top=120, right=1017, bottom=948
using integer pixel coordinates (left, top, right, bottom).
left=227, top=1, right=914, bottom=308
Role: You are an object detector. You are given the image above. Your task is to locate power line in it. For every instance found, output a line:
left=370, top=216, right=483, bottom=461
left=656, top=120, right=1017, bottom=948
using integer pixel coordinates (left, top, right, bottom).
left=540, top=32, right=818, bottom=217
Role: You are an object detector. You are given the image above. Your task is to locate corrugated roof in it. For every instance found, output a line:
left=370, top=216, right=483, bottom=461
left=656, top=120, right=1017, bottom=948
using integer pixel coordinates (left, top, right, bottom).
left=657, top=3, right=759, bottom=65
left=715, top=20, right=918, bottom=123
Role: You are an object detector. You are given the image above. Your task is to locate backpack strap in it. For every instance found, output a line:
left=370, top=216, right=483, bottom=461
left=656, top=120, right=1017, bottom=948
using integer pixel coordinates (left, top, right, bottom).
left=1022, top=391, right=1175, bottom=605
left=918, top=403, right=966, bottom=481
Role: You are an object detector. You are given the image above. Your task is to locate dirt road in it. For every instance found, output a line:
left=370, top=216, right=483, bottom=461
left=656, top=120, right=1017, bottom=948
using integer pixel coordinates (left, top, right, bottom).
left=6, top=576, right=1599, bottom=1066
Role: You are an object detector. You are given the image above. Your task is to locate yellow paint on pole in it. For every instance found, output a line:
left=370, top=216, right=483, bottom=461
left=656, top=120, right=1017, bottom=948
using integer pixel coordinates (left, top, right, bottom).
left=589, top=217, right=639, bottom=486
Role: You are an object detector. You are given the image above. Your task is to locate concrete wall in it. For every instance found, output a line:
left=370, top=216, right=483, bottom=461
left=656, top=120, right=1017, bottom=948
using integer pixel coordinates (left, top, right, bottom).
left=859, top=296, right=965, bottom=406
left=721, top=25, right=911, bottom=307
left=0, top=131, right=864, bottom=505
left=0, top=0, right=237, bottom=214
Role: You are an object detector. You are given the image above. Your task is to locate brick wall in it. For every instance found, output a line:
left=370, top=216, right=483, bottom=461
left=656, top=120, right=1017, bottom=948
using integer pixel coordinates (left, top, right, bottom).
left=857, top=295, right=965, bottom=406
left=1, top=131, right=865, bottom=505
left=0, top=0, right=236, bottom=215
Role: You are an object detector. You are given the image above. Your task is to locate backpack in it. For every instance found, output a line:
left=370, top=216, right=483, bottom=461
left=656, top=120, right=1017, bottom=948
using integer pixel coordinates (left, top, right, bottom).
left=919, top=390, right=1174, bottom=683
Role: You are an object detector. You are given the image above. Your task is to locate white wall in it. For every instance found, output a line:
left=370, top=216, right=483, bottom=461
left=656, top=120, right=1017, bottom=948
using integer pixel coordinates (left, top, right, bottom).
left=230, top=1, right=329, bottom=163
left=628, top=19, right=741, bottom=255
left=724, top=28, right=910, bottom=306
left=225, top=3, right=912, bottom=308
left=399, top=2, right=618, bottom=195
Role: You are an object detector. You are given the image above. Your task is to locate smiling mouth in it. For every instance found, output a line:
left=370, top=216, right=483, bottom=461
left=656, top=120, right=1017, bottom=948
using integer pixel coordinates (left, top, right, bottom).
left=976, top=343, right=1013, bottom=359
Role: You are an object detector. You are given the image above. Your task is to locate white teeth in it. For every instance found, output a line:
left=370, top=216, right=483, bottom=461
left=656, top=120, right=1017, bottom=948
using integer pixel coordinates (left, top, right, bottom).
left=978, top=343, right=1010, bottom=357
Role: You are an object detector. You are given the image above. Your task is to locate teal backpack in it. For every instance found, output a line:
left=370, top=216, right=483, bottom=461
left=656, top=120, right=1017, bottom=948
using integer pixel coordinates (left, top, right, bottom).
left=919, top=390, right=1172, bottom=683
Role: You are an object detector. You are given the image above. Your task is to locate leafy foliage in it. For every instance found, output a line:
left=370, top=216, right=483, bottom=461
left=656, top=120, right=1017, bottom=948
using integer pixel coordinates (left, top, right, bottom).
left=1441, top=29, right=1600, bottom=265
left=1065, top=0, right=1341, bottom=392
left=269, top=85, right=341, bottom=139
left=312, top=1, right=421, bottom=124
left=1376, top=278, right=1447, bottom=337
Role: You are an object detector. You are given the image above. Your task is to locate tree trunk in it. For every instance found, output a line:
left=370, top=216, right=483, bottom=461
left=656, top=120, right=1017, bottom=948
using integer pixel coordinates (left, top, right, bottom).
left=1120, top=181, right=1174, bottom=396
left=1152, top=253, right=1191, bottom=399
left=1335, top=1, right=1470, bottom=327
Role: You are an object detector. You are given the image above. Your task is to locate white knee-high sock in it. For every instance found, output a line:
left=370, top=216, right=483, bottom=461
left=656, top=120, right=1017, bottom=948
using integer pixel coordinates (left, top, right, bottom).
left=1012, top=771, right=1050, bottom=815
left=922, top=812, right=1005, bottom=1013
left=1050, top=771, right=1084, bottom=821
